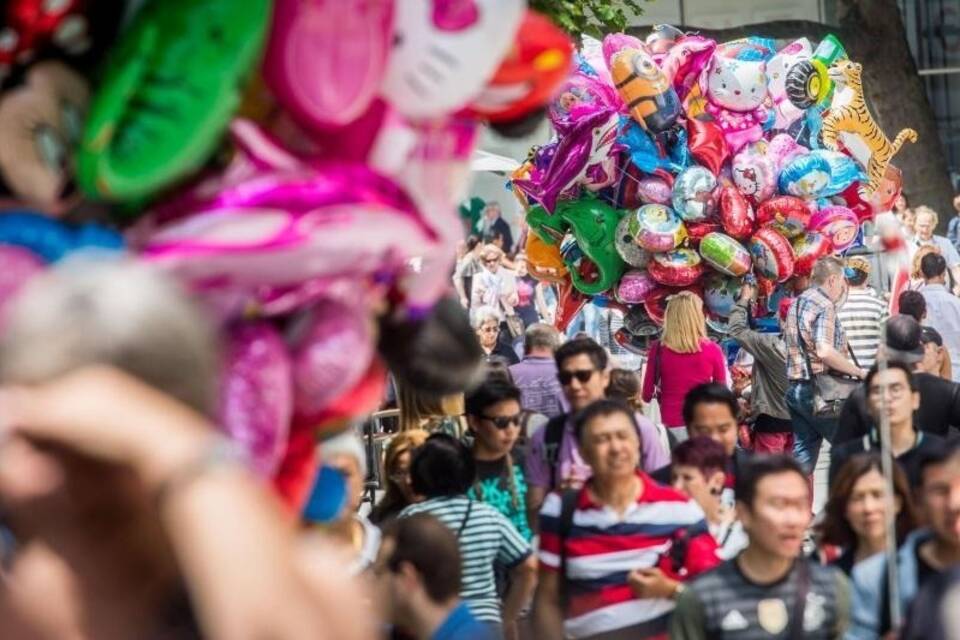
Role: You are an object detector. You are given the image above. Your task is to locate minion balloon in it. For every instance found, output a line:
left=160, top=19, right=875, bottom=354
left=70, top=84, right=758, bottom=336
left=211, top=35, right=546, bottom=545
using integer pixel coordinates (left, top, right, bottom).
left=609, top=46, right=680, bottom=133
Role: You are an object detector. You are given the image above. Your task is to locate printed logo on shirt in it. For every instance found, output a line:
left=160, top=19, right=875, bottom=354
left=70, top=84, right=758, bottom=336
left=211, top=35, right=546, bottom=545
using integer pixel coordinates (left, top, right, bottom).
left=757, top=599, right=789, bottom=634
left=804, top=592, right=827, bottom=631
left=721, top=609, right=750, bottom=632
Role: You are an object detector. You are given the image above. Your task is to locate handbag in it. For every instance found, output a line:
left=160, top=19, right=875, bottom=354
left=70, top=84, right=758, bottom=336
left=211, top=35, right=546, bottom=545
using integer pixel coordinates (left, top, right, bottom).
left=504, top=313, right=524, bottom=339
left=794, top=303, right=860, bottom=419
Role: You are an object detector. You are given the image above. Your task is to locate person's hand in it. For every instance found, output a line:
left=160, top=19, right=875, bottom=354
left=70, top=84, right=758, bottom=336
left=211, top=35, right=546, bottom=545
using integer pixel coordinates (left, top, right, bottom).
left=627, top=567, right=679, bottom=600
left=739, top=282, right=757, bottom=303
left=502, top=619, right=519, bottom=640
left=857, top=368, right=868, bottom=379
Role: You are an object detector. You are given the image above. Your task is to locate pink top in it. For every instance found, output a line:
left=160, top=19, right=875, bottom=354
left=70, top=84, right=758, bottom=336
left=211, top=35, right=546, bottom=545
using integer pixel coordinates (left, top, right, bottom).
left=641, top=339, right=727, bottom=428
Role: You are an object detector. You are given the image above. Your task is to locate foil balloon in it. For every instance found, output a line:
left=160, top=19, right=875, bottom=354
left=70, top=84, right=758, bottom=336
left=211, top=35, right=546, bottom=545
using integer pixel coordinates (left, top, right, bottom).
left=628, top=203, right=687, bottom=252
left=686, top=117, right=728, bottom=176
left=822, top=60, right=917, bottom=197
left=868, top=164, right=903, bottom=216
left=513, top=108, right=618, bottom=213
left=767, top=39, right=812, bottom=130
left=703, top=271, right=742, bottom=318
left=646, top=24, right=684, bottom=55
left=468, top=10, right=575, bottom=125
left=647, top=248, right=704, bottom=286
left=620, top=117, right=684, bottom=175
left=685, top=220, right=722, bottom=247
left=809, top=205, right=859, bottom=251
left=615, top=215, right=651, bottom=268
left=731, top=146, right=776, bottom=202
left=219, top=322, right=292, bottom=477
left=615, top=269, right=657, bottom=304
left=601, top=33, right=647, bottom=65
left=643, top=283, right=704, bottom=326
left=816, top=150, right=865, bottom=196
left=380, top=0, right=525, bottom=119
left=0, top=211, right=124, bottom=262
left=719, top=186, right=756, bottom=240
left=749, top=227, right=795, bottom=283
left=699, top=232, right=752, bottom=277
left=756, top=196, right=811, bottom=239
left=701, top=47, right=770, bottom=153
left=778, top=152, right=831, bottom=199
left=791, top=231, right=832, bottom=276
left=672, top=166, right=717, bottom=222
left=290, top=298, right=375, bottom=419
left=0, top=245, right=44, bottom=328
left=78, top=0, right=273, bottom=202
left=662, top=34, right=716, bottom=100
left=840, top=182, right=874, bottom=224
left=554, top=276, right=588, bottom=332
left=548, top=70, right=620, bottom=131
left=525, top=232, right=568, bottom=282
left=633, top=174, right=674, bottom=206
left=607, top=43, right=681, bottom=133
left=263, top=0, right=393, bottom=131
left=767, top=133, right=807, bottom=170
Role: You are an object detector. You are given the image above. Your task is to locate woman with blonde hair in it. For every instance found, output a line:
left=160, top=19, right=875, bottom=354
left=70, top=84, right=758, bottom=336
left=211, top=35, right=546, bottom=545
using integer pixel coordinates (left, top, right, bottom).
left=370, top=429, right=429, bottom=526
left=641, top=291, right=727, bottom=441
left=395, top=377, right=467, bottom=437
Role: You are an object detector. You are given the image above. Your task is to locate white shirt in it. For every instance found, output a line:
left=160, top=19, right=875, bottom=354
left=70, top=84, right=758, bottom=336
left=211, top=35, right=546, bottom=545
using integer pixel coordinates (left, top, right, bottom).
left=920, top=282, right=960, bottom=382
left=910, top=234, right=960, bottom=269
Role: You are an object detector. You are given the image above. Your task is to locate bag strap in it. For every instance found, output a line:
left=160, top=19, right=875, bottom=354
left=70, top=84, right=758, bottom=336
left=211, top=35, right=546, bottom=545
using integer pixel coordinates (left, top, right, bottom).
left=794, top=299, right=816, bottom=380
left=788, top=559, right=811, bottom=640
left=653, top=341, right=663, bottom=401
left=544, top=415, right=567, bottom=491
left=456, top=499, right=474, bottom=539
left=558, top=488, right=579, bottom=608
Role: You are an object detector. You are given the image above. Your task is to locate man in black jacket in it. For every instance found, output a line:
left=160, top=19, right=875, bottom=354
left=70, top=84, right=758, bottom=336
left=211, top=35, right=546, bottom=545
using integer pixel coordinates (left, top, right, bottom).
left=835, top=315, right=960, bottom=444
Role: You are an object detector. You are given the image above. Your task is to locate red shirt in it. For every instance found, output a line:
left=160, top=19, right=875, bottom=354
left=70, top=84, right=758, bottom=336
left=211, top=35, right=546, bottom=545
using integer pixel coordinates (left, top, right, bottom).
left=642, top=339, right=728, bottom=428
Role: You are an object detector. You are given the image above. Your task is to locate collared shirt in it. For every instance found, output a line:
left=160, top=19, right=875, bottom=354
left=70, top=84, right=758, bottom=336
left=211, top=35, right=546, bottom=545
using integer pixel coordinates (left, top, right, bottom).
left=783, top=287, right=846, bottom=381
left=910, top=234, right=960, bottom=269
left=921, top=283, right=960, bottom=382
left=838, top=287, right=887, bottom=369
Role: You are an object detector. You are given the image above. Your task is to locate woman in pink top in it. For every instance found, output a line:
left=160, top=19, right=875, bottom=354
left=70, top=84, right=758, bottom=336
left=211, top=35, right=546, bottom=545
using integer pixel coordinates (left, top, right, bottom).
left=642, top=291, right=728, bottom=439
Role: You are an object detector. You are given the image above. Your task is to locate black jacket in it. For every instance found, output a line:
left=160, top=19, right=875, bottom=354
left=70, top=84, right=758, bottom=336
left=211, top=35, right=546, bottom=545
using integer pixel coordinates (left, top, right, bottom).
left=835, top=372, right=960, bottom=443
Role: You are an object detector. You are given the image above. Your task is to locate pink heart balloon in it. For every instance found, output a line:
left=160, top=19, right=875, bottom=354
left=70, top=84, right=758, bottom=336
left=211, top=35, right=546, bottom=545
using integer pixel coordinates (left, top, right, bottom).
left=219, top=322, right=293, bottom=477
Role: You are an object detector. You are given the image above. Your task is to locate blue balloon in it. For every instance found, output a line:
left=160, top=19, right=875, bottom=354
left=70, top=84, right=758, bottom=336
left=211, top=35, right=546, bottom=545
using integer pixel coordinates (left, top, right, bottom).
left=778, top=153, right=831, bottom=199
left=618, top=117, right=684, bottom=176
left=0, top=211, right=124, bottom=263
left=814, top=150, right=866, bottom=196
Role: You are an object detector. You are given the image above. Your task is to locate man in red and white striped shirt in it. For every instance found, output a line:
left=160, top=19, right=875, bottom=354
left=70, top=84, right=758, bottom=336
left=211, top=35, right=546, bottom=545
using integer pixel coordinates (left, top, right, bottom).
left=532, top=400, right=719, bottom=640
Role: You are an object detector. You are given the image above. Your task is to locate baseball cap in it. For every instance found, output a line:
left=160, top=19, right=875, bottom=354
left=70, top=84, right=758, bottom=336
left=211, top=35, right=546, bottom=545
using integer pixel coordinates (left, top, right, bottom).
left=920, top=326, right=943, bottom=347
left=844, top=256, right=871, bottom=279
left=884, top=314, right=925, bottom=363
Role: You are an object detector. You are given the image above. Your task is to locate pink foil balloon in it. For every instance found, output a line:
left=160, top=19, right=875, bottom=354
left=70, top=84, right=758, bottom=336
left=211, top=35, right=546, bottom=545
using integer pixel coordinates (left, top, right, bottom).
left=0, top=245, right=44, bottom=327
left=219, top=322, right=293, bottom=477
left=263, top=0, right=394, bottom=132
left=290, top=298, right=376, bottom=417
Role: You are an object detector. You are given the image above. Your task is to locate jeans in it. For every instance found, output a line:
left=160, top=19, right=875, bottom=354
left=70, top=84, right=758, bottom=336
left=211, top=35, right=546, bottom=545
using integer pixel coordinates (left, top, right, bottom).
left=785, top=381, right=838, bottom=474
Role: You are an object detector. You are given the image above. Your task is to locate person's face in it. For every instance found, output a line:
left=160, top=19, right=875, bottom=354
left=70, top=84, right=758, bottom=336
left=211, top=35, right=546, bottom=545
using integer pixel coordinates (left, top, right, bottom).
left=688, top=402, right=738, bottom=457
left=867, top=368, right=918, bottom=429
left=894, top=195, right=908, bottom=212
left=672, top=464, right=724, bottom=513
left=389, top=451, right=415, bottom=503
left=484, top=204, right=501, bottom=221
left=327, top=453, right=364, bottom=514
left=915, top=213, right=935, bottom=240
left=920, top=462, right=960, bottom=547
left=470, top=398, right=521, bottom=456
left=845, top=469, right=898, bottom=546
left=953, top=195, right=960, bottom=214
left=738, top=472, right=811, bottom=559
left=822, top=272, right=847, bottom=303
left=558, top=353, right=609, bottom=411
left=483, top=252, right=500, bottom=273
left=581, top=412, right=640, bottom=480
left=476, top=319, right=499, bottom=349
left=515, top=256, right=528, bottom=277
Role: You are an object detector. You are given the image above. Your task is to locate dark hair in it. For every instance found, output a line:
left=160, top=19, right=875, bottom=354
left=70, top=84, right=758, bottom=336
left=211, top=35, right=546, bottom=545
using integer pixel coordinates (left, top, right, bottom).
left=465, top=376, right=521, bottom=416
left=845, top=270, right=869, bottom=287
left=382, top=514, right=461, bottom=603
left=410, top=433, right=476, bottom=497
left=555, top=337, right=608, bottom=372
left=735, top=455, right=807, bottom=510
left=484, top=356, right=514, bottom=381
left=672, top=436, right=728, bottom=478
left=898, top=290, right=927, bottom=322
left=573, top=399, right=638, bottom=445
left=606, top=368, right=640, bottom=403
left=819, top=453, right=917, bottom=549
left=918, top=441, right=960, bottom=487
left=864, top=360, right=917, bottom=394
left=921, top=252, right=948, bottom=280
left=682, top=383, right=737, bottom=427
left=465, top=234, right=481, bottom=252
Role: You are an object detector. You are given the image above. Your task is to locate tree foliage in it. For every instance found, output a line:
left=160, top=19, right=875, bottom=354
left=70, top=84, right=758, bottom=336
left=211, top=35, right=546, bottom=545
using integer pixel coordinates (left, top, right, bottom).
left=530, top=0, right=647, bottom=41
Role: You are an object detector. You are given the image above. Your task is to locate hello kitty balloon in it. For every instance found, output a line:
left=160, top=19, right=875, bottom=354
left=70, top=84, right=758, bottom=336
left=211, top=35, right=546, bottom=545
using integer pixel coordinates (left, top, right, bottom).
left=381, top=0, right=525, bottom=119
left=766, top=39, right=812, bottom=130
left=701, top=45, right=770, bottom=154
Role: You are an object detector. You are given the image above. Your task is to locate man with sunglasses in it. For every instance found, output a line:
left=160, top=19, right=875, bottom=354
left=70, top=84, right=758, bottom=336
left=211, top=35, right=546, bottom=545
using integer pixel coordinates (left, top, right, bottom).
left=524, top=338, right=667, bottom=532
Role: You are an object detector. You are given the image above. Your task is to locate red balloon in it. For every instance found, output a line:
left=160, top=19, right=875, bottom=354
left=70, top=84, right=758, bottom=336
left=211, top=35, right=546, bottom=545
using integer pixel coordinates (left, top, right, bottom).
left=685, top=220, right=722, bottom=247
left=555, top=276, right=588, bottom=332
left=687, top=117, right=729, bottom=176
left=868, top=164, right=902, bottom=217
left=719, top=185, right=755, bottom=240
left=647, top=248, right=705, bottom=287
left=756, top=195, right=811, bottom=238
left=840, top=182, right=874, bottom=223
left=643, top=283, right=704, bottom=326
left=749, top=227, right=795, bottom=283
left=791, top=231, right=832, bottom=277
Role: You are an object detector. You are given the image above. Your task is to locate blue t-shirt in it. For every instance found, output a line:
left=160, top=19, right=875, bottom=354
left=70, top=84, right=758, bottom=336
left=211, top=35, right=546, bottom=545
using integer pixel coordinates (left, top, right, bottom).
left=431, top=602, right=496, bottom=640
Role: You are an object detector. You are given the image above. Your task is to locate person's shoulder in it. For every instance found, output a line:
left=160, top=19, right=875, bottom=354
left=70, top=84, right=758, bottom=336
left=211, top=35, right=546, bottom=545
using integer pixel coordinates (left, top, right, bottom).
left=649, top=463, right=673, bottom=485
left=832, top=437, right=868, bottom=460
left=688, top=558, right=738, bottom=591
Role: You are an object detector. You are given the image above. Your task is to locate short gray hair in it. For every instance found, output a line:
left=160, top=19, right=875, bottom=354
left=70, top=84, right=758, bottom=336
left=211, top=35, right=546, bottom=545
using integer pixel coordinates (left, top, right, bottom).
left=524, top=323, right=559, bottom=354
left=320, top=429, right=367, bottom=477
left=811, top=255, right=845, bottom=286
left=470, top=305, right=500, bottom=329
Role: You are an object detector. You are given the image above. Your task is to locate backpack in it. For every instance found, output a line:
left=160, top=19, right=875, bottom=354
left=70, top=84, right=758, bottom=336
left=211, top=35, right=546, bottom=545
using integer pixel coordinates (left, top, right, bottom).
left=542, top=414, right=567, bottom=491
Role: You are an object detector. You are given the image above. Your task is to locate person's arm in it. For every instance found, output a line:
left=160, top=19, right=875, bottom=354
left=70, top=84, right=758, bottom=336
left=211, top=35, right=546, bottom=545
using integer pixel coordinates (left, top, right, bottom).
left=813, top=310, right=866, bottom=378
left=710, top=343, right=729, bottom=387
left=532, top=569, right=565, bottom=639
left=833, top=568, right=852, bottom=639
left=503, top=555, right=538, bottom=639
left=524, top=428, right=550, bottom=534
left=0, top=367, right=362, bottom=640
left=669, top=586, right=709, bottom=640
left=641, top=343, right=657, bottom=403
left=453, top=264, right=469, bottom=307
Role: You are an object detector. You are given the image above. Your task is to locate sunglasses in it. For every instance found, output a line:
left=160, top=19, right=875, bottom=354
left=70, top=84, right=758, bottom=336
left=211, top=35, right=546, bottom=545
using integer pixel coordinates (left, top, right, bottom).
left=558, top=369, right=596, bottom=385
left=481, top=413, right=522, bottom=429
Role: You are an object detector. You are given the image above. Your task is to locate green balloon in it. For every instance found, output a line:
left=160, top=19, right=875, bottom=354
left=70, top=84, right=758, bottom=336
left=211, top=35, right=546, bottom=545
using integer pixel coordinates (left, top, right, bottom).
left=78, top=0, right=272, bottom=203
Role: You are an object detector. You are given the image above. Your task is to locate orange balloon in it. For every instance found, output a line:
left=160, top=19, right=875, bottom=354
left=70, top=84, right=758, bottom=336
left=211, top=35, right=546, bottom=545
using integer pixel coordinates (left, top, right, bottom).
left=525, top=232, right=567, bottom=282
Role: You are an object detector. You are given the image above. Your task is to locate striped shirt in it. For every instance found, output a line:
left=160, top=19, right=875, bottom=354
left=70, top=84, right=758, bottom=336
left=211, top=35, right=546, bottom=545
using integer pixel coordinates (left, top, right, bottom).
left=538, top=472, right=720, bottom=639
left=400, top=495, right=531, bottom=623
left=837, top=287, right=887, bottom=369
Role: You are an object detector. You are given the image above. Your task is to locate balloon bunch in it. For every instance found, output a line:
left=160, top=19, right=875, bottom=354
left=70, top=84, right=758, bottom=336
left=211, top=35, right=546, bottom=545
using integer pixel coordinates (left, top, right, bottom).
left=513, top=28, right=914, bottom=341
left=0, top=0, right=576, bottom=511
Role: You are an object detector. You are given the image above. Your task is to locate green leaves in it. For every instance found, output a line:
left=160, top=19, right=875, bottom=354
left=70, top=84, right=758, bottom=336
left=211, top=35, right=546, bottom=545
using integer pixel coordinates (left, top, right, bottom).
left=530, top=0, right=647, bottom=42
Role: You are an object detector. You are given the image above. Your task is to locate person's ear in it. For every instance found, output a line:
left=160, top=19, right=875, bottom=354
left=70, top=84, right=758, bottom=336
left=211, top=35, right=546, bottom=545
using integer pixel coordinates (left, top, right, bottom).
left=397, top=561, right=422, bottom=592
left=911, top=391, right=921, bottom=412
left=599, top=368, right=610, bottom=388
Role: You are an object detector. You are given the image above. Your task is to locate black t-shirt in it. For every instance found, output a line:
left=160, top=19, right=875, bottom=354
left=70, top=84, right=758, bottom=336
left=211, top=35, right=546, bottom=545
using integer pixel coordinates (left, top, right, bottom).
left=829, top=430, right=944, bottom=487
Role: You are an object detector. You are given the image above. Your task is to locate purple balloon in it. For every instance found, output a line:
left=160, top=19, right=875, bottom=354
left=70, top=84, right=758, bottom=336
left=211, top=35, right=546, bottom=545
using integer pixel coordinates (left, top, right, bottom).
left=219, top=322, right=293, bottom=477
left=0, top=245, right=44, bottom=328
left=290, top=298, right=376, bottom=418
